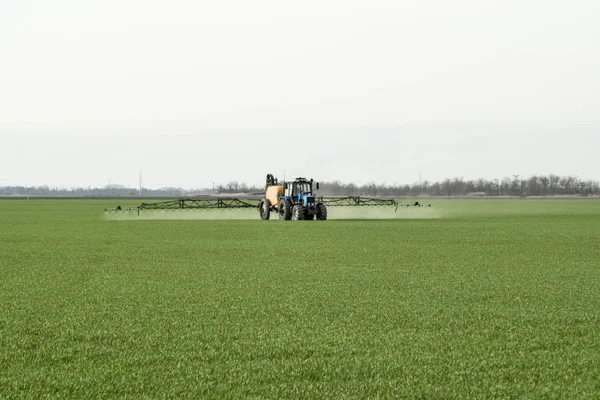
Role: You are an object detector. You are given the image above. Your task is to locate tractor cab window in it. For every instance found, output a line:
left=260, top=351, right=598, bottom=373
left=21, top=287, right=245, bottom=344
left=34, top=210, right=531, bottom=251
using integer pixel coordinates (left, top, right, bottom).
left=292, top=182, right=311, bottom=197
left=300, top=183, right=310, bottom=193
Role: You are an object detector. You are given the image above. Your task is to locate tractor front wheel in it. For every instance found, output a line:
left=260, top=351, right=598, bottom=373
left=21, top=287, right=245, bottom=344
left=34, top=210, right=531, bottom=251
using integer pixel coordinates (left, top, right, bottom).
left=316, top=203, right=328, bottom=220
left=292, top=204, right=305, bottom=220
left=259, top=198, right=271, bottom=220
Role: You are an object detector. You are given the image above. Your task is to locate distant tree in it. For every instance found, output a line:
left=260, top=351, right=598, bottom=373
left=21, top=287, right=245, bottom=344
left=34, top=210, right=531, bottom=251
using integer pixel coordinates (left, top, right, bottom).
left=549, top=174, right=561, bottom=195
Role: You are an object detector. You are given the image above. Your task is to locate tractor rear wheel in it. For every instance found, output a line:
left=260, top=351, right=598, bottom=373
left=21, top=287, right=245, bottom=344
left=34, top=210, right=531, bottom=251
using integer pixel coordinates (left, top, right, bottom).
left=316, top=203, right=328, bottom=220
left=279, top=199, right=292, bottom=220
left=259, top=198, right=270, bottom=220
left=292, top=204, right=305, bottom=220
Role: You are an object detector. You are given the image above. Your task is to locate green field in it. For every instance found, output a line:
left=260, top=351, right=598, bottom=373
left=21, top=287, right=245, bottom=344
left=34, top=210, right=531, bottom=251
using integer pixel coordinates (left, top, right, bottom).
left=1, top=199, right=599, bottom=398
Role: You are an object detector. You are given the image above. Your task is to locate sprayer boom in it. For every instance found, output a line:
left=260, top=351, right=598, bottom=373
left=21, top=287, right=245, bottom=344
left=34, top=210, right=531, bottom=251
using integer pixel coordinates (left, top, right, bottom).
left=139, top=198, right=256, bottom=210
left=104, top=174, right=431, bottom=219
left=320, top=196, right=397, bottom=210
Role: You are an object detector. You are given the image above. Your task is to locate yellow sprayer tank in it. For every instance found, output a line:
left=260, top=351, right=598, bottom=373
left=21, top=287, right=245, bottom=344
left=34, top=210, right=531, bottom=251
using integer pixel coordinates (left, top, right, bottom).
left=266, top=185, right=284, bottom=206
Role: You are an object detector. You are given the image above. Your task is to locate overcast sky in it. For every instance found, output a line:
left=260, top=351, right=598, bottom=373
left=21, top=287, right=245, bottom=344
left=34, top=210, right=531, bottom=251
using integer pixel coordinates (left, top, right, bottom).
left=1, top=0, right=598, bottom=189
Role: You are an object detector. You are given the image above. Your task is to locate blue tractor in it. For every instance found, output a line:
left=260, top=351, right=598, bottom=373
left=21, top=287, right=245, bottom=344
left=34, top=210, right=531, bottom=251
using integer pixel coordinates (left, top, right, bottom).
left=275, top=177, right=327, bottom=220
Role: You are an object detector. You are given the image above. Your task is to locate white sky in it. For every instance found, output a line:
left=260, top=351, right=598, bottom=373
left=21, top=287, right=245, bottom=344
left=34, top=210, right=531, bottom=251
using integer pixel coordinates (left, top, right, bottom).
left=1, top=0, right=599, bottom=188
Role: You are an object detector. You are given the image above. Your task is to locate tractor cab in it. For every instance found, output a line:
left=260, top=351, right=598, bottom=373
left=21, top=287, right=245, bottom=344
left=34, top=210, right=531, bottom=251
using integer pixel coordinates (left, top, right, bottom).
left=285, top=178, right=319, bottom=207
left=291, top=180, right=311, bottom=198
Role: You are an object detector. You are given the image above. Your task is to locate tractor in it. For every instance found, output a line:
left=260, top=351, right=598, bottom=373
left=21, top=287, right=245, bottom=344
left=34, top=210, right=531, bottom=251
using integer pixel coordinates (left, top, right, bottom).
left=259, top=174, right=327, bottom=221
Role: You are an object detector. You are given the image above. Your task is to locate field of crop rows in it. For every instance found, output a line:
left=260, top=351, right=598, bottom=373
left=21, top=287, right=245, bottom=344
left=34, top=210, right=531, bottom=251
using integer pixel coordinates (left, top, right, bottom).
left=1, top=199, right=599, bottom=398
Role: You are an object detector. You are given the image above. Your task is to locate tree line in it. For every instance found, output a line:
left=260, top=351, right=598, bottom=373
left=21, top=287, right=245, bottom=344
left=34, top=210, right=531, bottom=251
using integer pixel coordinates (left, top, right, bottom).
left=0, top=185, right=214, bottom=197
left=2, top=174, right=599, bottom=197
left=217, top=174, right=600, bottom=197
left=318, top=174, right=600, bottom=197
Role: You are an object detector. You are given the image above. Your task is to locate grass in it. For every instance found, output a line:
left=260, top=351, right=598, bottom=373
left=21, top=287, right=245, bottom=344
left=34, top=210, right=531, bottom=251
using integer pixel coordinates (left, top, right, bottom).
left=1, top=199, right=600, bottom=398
